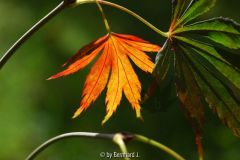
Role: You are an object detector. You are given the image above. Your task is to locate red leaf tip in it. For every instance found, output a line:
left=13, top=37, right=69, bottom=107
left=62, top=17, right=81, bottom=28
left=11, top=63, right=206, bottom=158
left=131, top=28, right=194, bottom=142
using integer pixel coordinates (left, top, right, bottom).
left=139, top=116, right=144, bottom=122
left=196, top=135, right=203, bottom=160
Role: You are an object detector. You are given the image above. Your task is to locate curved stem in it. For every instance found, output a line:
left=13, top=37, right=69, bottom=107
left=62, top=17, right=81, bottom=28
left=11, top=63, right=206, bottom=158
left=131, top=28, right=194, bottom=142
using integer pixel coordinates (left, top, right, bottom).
left=134, top=134, right=185, bottom=160
left=70, top=0, right=168, bottom=37
left=94, top=0, right=111, bottom=34
left=26, top=132, right=115, bottom=160
left=0, top=1, right=68, bottom=70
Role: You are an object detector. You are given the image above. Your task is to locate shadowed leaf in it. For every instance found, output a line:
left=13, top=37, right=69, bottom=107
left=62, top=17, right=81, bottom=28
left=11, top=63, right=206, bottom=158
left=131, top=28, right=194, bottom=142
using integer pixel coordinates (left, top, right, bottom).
left=146, top=1, right=240, bottom=159
left=174, top=45, right=205, bottom=159
left=174, top=35, right=240, bottom=89
left=180, top=45, right=240, bottom=136
left=153, top=40, right=173, bottom=83
left=141, top=77, right=177, bottom=113
left=142, top=40, right=172, bottom=102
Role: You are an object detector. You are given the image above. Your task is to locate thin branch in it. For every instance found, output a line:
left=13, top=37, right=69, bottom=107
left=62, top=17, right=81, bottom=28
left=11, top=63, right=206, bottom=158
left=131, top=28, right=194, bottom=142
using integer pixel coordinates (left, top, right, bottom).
left=26, top=132, right=115, bottom=160
left=0, top=1, right=68, bottom=70
left=0, top=0, right=168, bottom=70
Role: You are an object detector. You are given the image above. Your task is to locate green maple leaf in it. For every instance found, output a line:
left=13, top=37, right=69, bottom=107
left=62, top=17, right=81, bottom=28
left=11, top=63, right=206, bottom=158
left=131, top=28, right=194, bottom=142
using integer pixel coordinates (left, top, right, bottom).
left=146, top=0, right=240, bottom=159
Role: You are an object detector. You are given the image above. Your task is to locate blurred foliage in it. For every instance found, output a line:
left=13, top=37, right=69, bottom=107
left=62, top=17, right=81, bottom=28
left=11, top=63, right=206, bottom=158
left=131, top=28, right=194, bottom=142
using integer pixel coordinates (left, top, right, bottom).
left=0, top=0, right=240, bottom=160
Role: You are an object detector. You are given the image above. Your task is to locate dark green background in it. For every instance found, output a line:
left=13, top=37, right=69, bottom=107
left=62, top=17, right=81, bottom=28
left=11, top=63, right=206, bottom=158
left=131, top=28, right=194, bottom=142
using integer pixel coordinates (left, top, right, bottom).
left=0, top=0, right=240, bottom=159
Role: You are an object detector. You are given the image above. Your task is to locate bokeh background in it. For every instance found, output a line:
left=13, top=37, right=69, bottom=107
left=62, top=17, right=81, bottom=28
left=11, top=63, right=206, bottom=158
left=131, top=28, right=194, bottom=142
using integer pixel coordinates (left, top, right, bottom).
left=1, top=0, right=240, bottom=159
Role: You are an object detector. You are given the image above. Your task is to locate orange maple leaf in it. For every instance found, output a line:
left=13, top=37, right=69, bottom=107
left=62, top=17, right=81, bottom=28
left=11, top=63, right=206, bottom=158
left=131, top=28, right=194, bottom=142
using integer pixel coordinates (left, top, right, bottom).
left=48, top=33, right=161, bottom=124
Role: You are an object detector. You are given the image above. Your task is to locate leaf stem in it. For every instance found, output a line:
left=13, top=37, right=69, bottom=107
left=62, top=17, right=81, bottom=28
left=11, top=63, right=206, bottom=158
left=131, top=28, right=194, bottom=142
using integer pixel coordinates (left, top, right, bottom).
left=70, top=0, right=168, bottom=37
left=0, top=1, right=68, bottom=70
left=94, top=0, right=111, bottom=34
left=134, top=134, right=185, bottom=160
left=25, top=132, right=115, bottom=160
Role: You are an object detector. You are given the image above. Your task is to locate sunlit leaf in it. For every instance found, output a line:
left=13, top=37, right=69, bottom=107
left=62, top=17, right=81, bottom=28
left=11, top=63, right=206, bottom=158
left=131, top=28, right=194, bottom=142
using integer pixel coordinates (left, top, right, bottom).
left=173, top=17, right=240, bottom=49
left=48, top=33, right=161, bottom=124
left=174, top=0, right=216, bottom=29
left=171, top=0, right=185, bottom=29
